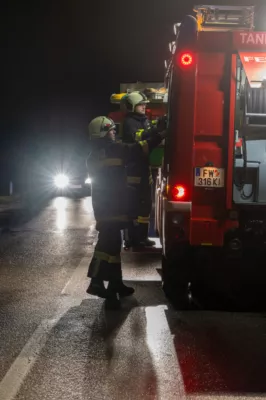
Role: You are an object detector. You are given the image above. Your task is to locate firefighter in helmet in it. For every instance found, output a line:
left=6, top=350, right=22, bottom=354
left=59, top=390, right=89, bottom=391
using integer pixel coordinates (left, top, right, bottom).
left=86, top=116, right=166, bottom=309
left=121, top=91, right=166, bottom=249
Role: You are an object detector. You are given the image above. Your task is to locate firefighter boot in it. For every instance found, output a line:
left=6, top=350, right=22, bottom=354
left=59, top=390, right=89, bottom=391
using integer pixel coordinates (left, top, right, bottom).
left=138, top=224, right=155, bottom=247
left=143, top=238, right=156, bottom=247
left=117, top=282, right=135, bottom=297
left=123, top=222, right=139, bottom=249
left=86, top=278, right=108, bottom=298
left=108, top=280, right=135, bottom=298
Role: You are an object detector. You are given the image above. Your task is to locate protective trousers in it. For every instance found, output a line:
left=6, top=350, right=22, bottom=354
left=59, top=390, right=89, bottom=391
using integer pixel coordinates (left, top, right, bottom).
left=87, top=222, right=123, bottom=282
left=124, top=180, right=152, bottom=246
left=137, top=180, right=153, bottom=242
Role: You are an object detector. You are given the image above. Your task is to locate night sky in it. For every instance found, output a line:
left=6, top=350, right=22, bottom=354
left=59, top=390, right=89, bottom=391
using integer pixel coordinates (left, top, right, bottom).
left=2, top=0, right=266, bottom=189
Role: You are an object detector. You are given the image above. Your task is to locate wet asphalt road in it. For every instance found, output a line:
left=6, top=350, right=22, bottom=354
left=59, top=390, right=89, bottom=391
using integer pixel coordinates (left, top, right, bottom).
left=0, top=196, right=266, bottom=400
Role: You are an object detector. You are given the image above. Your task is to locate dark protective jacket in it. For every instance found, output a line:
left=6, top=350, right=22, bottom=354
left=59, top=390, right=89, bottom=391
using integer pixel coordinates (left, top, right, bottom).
left=122, top=112, right=158, bottom=186
left=86, top=134, right=163, bottom=225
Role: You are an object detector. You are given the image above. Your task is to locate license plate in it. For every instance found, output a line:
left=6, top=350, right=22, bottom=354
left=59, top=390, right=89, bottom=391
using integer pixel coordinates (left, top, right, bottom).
left=69, top=184, right=82, bottom=189
left=194, top=167, right=224, bottom=187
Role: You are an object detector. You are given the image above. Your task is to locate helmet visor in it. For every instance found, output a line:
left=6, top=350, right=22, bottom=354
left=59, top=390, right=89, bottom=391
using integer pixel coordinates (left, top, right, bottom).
left=137, top=92, right=149, bottom=105
left=101, top=118, right=115, bottom=133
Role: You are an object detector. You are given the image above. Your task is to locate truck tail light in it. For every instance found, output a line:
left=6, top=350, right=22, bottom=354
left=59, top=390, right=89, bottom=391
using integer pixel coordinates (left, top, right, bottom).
left=179, top=52, right=193, bottom=67
left=172, top=185, right=186, bottom=200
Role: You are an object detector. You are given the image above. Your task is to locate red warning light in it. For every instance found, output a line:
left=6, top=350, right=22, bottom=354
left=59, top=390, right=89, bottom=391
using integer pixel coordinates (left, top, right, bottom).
left=180, top=53, right=193, bottom=66
left=172, top=185, right=186, bottom=200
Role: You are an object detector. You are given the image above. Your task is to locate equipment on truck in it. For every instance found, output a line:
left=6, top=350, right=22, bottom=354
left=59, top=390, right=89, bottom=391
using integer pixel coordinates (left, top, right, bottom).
left=155, top=4, right=266, bottom=307
left=108, top=83, right=168, bottom=245
left=109, top=82, right=167, bottom=168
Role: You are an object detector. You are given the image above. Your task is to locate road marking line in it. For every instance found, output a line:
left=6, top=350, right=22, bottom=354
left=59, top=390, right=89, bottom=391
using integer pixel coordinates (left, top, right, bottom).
left=145, top=306, right=187, bottom=400
left=0, top=256, right=90, bottom=400
left=61, top=256, right=91, bottom=298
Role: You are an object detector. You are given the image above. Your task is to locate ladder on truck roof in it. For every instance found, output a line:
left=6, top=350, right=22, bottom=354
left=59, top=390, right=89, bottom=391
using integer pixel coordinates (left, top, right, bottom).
left=194, top=4, right=255, bottom=31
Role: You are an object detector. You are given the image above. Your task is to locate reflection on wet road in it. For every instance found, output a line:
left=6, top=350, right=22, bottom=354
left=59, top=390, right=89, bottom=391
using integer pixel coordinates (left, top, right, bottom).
left=0, top=196, right=265, bottom=400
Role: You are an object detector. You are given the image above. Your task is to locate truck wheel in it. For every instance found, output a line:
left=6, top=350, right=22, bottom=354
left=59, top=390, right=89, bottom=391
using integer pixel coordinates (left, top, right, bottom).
left=162, top=251, right=193, bottom=310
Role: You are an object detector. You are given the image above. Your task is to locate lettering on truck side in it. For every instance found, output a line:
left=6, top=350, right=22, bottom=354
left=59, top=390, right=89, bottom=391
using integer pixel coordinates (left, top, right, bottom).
left=243, top=56, right=266, bottom=62
left=240, top=33, right=266, bottom=45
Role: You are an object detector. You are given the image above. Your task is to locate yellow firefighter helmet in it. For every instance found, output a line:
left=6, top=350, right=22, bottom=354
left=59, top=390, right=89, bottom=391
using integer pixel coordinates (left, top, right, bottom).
left=122, top=91, right=149, bottom=112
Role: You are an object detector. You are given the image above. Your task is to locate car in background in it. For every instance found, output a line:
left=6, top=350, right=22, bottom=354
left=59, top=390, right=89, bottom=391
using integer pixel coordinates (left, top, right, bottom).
left=53, top=173, right=91, bottom=197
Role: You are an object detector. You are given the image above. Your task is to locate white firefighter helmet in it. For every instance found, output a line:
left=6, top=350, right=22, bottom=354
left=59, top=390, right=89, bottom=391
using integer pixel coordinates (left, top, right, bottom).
left=122, top=91, right=149, bottom=112
left=88, top=116, right=116, bottom=139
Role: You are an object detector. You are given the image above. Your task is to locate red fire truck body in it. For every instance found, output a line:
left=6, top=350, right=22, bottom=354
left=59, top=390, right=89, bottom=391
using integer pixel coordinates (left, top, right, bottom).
left=155, top=5, right=266, bottom=303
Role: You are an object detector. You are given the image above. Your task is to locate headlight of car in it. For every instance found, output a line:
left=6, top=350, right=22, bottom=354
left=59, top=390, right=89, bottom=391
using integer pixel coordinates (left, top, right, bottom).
left=54, top=174, right=69, bottom=189
left=85, top=177, right=91, bottom=184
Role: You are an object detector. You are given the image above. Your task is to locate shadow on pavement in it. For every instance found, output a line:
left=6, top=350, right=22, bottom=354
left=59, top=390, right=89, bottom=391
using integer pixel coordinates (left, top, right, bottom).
left=165, top=306, right=266, bottom=396
left=15, top=296, right=158, bottom=400
left=154, top=249, right=266, bottom=396
left=83, top=299, right=158, bottom=399
left=163, top=251, right=266, bottom=397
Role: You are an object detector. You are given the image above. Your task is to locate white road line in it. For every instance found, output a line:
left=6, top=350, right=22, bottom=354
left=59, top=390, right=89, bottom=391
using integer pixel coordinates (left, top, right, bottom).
left=145, top=306, right=187, bottom=400
left=61, top=256, right=91, bottom=299
left=0, top=256, right=91, bottom=400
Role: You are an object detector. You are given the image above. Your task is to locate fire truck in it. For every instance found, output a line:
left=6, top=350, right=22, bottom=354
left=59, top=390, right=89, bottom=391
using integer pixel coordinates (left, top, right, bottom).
left=155, top=5, right=266, bottom=305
